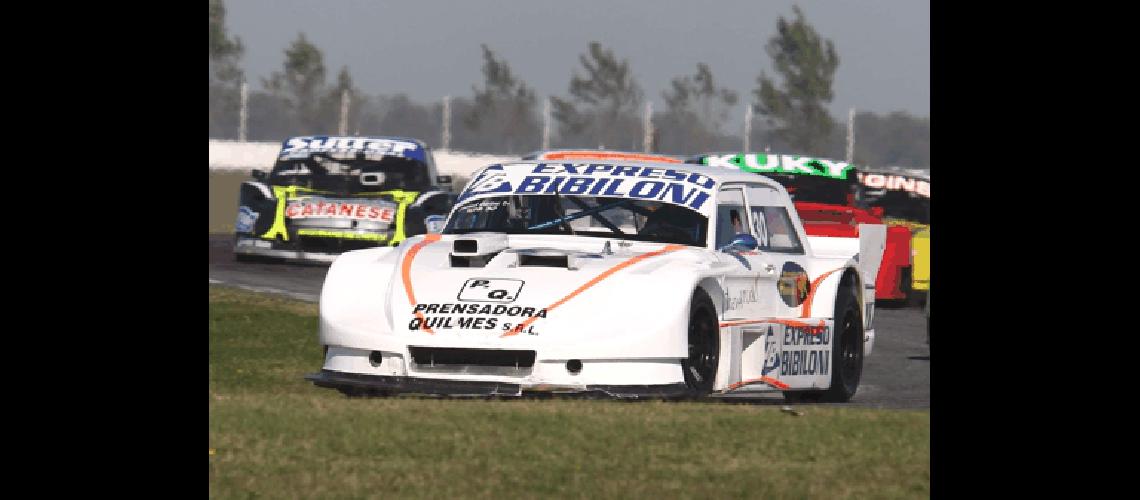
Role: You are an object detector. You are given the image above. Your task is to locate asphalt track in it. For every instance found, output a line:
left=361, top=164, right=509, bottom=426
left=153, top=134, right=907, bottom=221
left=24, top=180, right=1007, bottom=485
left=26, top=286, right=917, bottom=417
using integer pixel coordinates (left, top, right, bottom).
left=209, top=234, right=929, bottom=409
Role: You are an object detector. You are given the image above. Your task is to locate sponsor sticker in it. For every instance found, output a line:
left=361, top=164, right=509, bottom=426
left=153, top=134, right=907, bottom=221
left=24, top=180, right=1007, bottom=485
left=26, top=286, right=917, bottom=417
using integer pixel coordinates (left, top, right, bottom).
left=457, top=278, right=524, bottom=303
left=777, top=262, right=811, bottom=307
left=424, top=215, right=447, bottom=234
left=780, top=323, right=832, bottom=377
left=236, top=206, right=259, bottom=233
left=725, top=283, right=760, bottom=311
left=284, top=198, right=396, bottom=222
left=408, top=302, right=547, bottom=335
left=761, top=326, right=781, bottom=376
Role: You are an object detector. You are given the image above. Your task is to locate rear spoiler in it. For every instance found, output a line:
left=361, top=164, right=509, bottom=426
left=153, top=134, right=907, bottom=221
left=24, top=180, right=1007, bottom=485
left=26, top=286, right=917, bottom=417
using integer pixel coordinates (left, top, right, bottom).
left=855, top=224, right=886, bottom=288
left=805, top=223, right=886, bottom=287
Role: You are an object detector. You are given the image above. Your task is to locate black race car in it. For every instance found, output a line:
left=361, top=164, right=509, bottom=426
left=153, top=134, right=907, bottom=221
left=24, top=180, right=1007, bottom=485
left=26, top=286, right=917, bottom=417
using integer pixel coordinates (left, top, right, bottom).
left=234, top=136, right=454, bottom=263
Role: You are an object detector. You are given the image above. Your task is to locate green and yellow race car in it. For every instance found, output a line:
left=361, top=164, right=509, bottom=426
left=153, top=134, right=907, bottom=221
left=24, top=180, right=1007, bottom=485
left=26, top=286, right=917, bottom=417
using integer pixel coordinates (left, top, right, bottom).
left=234, top=136, right=455, bottom=263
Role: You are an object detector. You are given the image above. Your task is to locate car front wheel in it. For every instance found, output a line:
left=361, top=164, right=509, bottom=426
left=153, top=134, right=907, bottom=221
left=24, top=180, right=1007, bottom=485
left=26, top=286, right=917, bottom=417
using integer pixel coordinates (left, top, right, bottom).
left=682, top=288, right=720, bottom=397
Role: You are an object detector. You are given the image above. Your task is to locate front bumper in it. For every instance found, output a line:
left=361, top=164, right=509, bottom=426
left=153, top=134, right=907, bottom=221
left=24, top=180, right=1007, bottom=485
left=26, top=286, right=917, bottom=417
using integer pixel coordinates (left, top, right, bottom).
left=308, top=342, right=692, bottom=398
left=305, top=369, right=692, bottom=399
left=234, top=239, right=338, bottom=263
left=234, top=236, right=384, bottom=264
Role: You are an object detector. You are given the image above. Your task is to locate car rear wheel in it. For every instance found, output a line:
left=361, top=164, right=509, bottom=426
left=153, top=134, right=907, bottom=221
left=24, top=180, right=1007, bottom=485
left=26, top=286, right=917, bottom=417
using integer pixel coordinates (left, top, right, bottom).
left=784, top=280, right=863, bottom=403
left=682, top=288, right=720, bottom=397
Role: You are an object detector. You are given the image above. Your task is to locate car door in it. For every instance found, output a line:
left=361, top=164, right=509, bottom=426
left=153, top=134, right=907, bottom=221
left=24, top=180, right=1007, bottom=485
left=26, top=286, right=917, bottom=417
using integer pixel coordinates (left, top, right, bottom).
left=744, top=183, right=814, bottom=319
left=715, top=185, right=779, bottom=321
left=736, top=183, right=827, bottom=387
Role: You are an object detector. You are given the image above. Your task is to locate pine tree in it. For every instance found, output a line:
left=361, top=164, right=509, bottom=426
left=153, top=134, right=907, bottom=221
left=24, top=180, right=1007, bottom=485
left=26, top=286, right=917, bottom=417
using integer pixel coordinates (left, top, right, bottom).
left=464, top=45, right=539, bottom=153
left=662, top=63, right=738, bottom=152
left=263, top=33, right=328, bottom=134
left=551, top=42, right=644, bottom=149
left=208, top=0, right=244, bottom=138
left=753, top=6, right=840, bottom=155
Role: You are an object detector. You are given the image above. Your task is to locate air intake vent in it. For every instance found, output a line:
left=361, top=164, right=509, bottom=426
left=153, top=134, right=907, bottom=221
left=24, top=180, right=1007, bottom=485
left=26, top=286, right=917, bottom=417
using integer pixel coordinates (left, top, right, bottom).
left=454, top=239, right=478, bottom=253
left=450, top=253, right=497, bottom=268
left=409, top=347, right=536, bottom=368
left=518, top=254, right=569, bottom=268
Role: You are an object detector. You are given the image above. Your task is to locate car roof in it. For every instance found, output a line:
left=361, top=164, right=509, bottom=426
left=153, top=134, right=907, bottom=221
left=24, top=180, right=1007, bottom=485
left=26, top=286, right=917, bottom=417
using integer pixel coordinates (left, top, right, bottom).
left=523, top=149, right=684, bottom=163
left=277, top=136, right=433, bottom=166
left=284, top=135, right=428, bottom=147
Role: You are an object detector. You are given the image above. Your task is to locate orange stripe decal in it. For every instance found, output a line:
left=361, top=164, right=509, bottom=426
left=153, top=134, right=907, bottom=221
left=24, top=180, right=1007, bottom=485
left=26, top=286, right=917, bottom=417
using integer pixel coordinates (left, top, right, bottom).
left=800, top=267, right=844, bottom=318
left=541, top=151, right=682, bottom=163
left=724, top=376, right=789, bottom=391
left=721, top=318, right=814, bottom=328
left=718, top=318, right=827, bottom=332
left=401, top=234, right=442, bottom=333
left=501, top=244, right=686, bottom=337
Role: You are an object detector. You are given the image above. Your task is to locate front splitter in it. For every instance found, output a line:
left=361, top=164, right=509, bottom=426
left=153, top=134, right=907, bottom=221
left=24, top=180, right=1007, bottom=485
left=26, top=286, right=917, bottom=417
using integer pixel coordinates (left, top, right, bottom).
left=305, top=369, right=693, bottom=399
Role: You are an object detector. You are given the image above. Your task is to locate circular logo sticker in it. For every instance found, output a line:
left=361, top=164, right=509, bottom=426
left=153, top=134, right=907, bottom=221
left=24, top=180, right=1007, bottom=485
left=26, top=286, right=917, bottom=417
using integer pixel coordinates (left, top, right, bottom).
left=777, top=262, right=811, bottom=307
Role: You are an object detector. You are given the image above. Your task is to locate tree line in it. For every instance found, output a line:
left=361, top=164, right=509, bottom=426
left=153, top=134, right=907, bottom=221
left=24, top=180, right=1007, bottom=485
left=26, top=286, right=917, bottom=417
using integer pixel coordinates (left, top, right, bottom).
left=209, top=1, right=929, bottom=168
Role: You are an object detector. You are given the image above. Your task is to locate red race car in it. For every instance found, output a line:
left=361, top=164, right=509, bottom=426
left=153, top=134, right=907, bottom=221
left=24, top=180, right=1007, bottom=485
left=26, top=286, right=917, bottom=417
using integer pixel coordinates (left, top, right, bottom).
left=690, top=153, right=914, bottom=302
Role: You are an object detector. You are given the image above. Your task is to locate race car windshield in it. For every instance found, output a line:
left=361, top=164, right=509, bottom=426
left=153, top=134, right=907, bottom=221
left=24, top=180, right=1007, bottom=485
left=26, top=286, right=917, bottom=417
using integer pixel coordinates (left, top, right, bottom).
left=444, top=195, right=709, bottom=247
left=268, top=154, right=433, bottom=192
left=766, top=173, right=861, bottom=207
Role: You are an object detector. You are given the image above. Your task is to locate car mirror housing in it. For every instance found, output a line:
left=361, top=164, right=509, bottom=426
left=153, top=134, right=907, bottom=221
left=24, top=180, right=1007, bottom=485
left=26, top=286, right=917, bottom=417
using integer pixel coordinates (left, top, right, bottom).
left=722, top=233, right=759, bottom=253
left=252, top=169, right=267, bottom=181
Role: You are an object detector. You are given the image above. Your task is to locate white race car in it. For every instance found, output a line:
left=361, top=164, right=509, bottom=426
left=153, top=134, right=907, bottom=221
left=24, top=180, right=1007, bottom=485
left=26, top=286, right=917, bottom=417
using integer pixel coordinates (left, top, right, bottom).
left=306, top=160, right=886, bottom=402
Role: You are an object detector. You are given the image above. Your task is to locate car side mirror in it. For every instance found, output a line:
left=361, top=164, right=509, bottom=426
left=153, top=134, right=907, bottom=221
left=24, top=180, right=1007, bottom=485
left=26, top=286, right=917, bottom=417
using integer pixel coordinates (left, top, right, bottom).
left=721, top=233, right=759, bottom=253
left=252, top=169, right=267, bottom=181
left=436, top=175, right=453, bottom=185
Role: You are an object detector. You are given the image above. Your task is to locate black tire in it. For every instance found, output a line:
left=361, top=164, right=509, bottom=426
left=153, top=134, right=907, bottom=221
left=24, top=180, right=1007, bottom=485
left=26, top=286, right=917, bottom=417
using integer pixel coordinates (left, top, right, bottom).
left=906, top=290, right=927, bottom=309
left=403, top=205, right=427, bottom=238
left=783, top=279, right=864, bottom=403
left=682, top=288, right=720, bottom=396
left=925, top=289, right=931, bottom=345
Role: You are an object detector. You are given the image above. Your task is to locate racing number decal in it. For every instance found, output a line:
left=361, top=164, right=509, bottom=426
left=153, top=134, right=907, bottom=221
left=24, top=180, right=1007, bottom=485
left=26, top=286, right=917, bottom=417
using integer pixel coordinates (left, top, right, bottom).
left=458, top=279, right=525, bottom=303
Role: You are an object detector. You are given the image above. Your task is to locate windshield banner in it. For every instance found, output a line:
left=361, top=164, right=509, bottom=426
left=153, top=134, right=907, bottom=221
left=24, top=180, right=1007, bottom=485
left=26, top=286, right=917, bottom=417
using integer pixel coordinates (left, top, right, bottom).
left=856, top=172, right=930, bottom=198
left=457, top=163, right=718, bottom=217
left=278, top=136, right=426, bottom=163
left=701, top=154, right=854, bottom=180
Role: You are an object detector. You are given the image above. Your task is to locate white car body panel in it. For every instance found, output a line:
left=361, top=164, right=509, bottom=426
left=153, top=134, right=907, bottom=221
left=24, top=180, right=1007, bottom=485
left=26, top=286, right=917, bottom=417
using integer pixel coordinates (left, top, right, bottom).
left=309, top=160, right=886, bottom=398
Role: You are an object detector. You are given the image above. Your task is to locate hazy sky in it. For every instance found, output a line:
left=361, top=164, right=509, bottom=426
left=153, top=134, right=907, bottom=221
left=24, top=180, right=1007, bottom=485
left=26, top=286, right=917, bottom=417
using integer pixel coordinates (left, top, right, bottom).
left=226, top=0, right=929, bottom=122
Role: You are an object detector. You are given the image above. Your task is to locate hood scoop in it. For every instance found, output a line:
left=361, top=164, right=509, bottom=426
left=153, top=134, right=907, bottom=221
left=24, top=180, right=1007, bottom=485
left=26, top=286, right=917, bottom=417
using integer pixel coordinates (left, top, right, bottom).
left=508, top=249, right=600, bottom=270
left=450, top=232, right=509, bottom=268
left=518, top=253, right=569, bottom=268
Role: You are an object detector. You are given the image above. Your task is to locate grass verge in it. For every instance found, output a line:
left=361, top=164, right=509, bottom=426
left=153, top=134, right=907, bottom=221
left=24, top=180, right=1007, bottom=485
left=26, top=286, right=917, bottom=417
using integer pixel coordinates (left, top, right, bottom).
left=209, top=286, right=929, bottom=499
